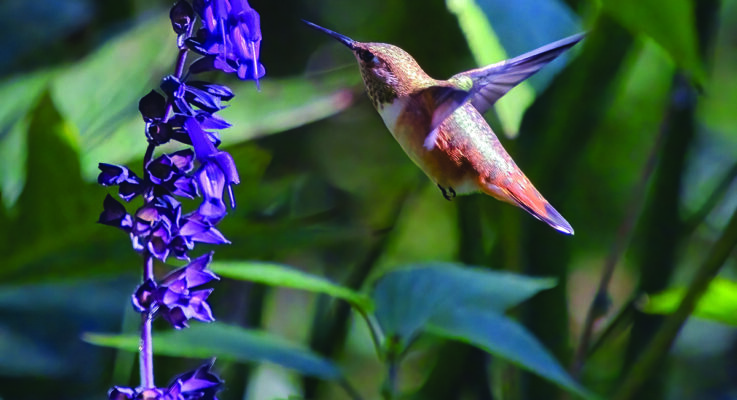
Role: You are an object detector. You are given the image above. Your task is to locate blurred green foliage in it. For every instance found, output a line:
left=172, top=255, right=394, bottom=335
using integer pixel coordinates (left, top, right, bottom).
left=1, top=0, right=737, bottom=399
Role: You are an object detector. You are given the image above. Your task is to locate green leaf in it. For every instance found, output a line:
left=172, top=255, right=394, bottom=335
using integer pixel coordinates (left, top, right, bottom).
left=642, top=277, right=737, bottom=326
left=51, top=13, right=177, bottom=142
left=0, top=71, right=53, bottom=207
left=84, top=323, right=342, bottom=380
left=211, top=261, right=373, bottom=312
left=14, top=89, right=97, bottom=243
left=426, top=310, right=595, bottom=399
left=372, top=263, right=555, bottom=349
left=602, top=0, right=704, bottom=84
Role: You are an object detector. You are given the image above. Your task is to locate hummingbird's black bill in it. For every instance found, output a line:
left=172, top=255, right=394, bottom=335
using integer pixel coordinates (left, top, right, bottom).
left=303, top=20, right=356, bottom=49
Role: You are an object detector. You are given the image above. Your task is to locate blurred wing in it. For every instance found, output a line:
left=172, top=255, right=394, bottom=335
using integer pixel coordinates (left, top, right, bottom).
left=452, top=33, right=584, bottom=115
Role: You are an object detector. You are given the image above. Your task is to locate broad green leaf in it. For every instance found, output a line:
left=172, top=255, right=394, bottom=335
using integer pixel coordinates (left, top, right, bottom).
left=82, top=72, right=358, bottom=181
left=51, top=13, right=176, bottom=143
left=372, top=263, right=556, bottom=349
left=0, top=277, right=135, bottom=314
left=642, top=278, right=737, bottom=326
left=211, top=261, right=373, bottom=313
left=14, top=90, right=97, bottom=244
left=427, top=310, right=595, bottom=399
left=1, top=90, right=109, bottom=281
left=84, top=323, right=342, bottom=380
left=602, top=0, right=704, bottom=84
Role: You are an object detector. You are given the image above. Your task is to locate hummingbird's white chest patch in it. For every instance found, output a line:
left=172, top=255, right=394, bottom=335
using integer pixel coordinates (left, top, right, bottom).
left=377, top=97, right=407, bottom=135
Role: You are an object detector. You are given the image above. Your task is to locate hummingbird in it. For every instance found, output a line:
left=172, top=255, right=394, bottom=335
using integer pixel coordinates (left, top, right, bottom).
left=305, top=21, right=583, bottom=235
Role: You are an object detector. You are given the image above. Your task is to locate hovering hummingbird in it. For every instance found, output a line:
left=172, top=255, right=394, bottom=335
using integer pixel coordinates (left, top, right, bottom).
left=305, top=21, right=583, bottom=235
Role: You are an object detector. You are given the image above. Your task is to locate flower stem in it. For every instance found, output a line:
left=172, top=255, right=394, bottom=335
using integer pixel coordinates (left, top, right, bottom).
left=140, top=252, right=155, bottom=388
left=162, top=24, right=193, bottom=125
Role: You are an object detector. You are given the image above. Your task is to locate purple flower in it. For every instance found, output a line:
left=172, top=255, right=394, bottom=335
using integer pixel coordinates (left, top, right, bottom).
left=132, top=252, right=219, bottom=329
left=185, top=117, right=239, bottom=221
left=187, top=0, right=265, bottom=85
left=170, top=0, right=195, bottom=37
left=125, top=195, right=228, bottom=261
left=99, top=194, right=133, bottom=230
left=146, top=150, right=198, bottom=199
left=108, top=362, right=223, bottom=400
left=98, top=164, right=144, bottom=202
left=160, top=76, right=233, bottom=116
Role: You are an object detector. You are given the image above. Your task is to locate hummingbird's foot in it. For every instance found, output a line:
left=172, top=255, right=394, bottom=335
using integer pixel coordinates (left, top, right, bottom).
left=438, top=184, right=456, bottom=201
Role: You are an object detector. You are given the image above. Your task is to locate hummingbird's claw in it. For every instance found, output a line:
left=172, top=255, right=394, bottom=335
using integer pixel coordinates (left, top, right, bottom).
left=438, top=184, right=456, bottom=201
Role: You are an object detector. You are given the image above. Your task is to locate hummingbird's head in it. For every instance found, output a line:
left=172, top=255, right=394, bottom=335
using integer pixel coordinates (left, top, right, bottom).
left=304, top=21, right=435, bottom=109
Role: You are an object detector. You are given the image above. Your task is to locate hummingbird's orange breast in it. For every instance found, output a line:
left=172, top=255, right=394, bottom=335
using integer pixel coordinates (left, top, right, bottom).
left=389, top=97, right=550, bottom=213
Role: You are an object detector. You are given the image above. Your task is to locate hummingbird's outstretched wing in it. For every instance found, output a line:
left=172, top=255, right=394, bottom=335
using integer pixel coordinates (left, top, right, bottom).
left=451, top=33, right=584, bottom=115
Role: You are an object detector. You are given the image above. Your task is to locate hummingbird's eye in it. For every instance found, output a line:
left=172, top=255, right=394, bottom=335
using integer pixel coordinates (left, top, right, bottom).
left=358, top=49, right=378, bottom=65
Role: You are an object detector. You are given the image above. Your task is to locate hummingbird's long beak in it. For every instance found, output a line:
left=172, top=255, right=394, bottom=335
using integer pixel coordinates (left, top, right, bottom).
left=303, top=20, right=356, bottom=49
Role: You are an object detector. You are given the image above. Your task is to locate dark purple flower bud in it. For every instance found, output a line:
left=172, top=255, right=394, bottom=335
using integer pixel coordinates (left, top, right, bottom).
left=108, top=386, right=136, bottom=400
left=146, top=151, right=198, bottom=199
left=139, top=91, right=167, bottom=122
left=132, top=279, right=158, bottom=312
left=98, top=164, right=144, bottom=202
left=99, top=194, right=133, bottom=230
left=170, top=0, right=195, bottom=36
left=169, top=235, right=195, bottom=260
left=149, top=224, right=173, bottom=260
left=188, top=55, right=217, bottom=74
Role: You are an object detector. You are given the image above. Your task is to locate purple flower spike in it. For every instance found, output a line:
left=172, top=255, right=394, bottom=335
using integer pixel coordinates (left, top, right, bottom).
left=99, top=2, right=262, bottom=395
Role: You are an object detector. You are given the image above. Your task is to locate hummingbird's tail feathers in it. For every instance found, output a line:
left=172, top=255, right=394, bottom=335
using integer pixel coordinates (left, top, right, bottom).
left=417, top=86, right=472, bottom=149
left=496, top=186, right=574, bottom=235
left=452, top=33, right=585, bottom=115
